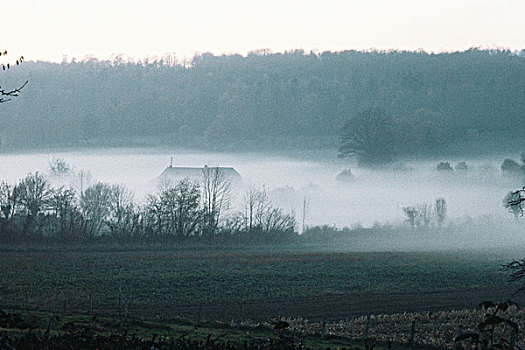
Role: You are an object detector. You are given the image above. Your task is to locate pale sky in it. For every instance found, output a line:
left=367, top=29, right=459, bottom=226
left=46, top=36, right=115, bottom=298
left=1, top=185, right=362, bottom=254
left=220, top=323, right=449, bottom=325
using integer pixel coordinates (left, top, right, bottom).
left=1, top=0, right=524, bottom=63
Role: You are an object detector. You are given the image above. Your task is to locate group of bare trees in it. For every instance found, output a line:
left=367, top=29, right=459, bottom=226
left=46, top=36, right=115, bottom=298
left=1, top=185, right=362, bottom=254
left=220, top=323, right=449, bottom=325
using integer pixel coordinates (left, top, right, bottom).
left=402, top=198, right=447, bottom=228
left=145, top=179, right=203, bottom=239
left=0, top=167, right=296, bottom=243
left=138, top=170, right=295, bottom=240
left=0, top=173, right=128, bottom=240
left=224, top=186, right=296, bottom=234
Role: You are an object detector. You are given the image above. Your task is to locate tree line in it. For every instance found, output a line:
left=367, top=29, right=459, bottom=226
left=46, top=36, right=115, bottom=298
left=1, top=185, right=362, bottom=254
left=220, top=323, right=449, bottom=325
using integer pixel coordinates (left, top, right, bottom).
left=1, top=49, right=524, bottom=156
left=339, top=108, right=525, bottom=167
left=0, top=167, right=296, bottom=244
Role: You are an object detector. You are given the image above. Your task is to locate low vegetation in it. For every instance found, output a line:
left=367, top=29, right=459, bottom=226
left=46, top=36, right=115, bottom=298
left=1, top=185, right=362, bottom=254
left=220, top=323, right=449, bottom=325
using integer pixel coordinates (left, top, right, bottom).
left=0, top=309, right=362, bottom=350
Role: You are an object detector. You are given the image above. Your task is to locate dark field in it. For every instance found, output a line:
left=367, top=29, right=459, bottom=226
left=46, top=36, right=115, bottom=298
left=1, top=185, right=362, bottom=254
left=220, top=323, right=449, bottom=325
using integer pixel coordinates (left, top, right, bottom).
left=1, top=245, right=523, bottom=322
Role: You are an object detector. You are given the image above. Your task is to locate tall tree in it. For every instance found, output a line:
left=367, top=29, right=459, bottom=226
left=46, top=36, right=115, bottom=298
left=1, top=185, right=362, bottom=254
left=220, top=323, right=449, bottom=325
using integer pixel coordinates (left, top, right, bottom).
left=105, top=184, right=139, bottom=238
left=238, top=186, right=295, bottom=234
left=0, top=181, right=20, bottom=229
left=338, top=108, right=397, bottom=167
left=201, top=167, right=232, bottom=236
left=17, top=172, right=52, bottom=232
left=49, top=186, right=81, bottom=240
left=147, top=179, right=202, bottom=239
left=435, top=198, right=447, bottom=226
left=80, top=182, right=115, bottom=236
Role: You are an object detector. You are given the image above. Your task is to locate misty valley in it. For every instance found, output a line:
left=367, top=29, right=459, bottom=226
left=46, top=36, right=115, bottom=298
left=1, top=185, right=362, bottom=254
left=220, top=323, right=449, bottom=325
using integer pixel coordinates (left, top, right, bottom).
left=1, top=147, right=525, bottom=350
left=2, top=50, right=525, bottom=350
left=1, top=149, right=523, bottom=230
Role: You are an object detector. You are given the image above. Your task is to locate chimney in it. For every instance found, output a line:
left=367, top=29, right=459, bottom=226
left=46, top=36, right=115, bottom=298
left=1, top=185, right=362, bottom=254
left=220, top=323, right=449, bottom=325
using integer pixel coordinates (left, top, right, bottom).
left=170, top=157, right=173, bottom=167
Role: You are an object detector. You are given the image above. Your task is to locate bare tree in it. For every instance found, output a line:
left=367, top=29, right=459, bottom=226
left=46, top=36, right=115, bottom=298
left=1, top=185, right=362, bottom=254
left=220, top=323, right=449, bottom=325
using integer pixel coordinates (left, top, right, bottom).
left=0, top=181, right=20, bottom=228
left=17, top=172, right=51, bottom=216
left=502, top=188, right=525, bottom=296
left=144, top=193, right=164, bottom=237
left=49, top=186, right=82, bottom=240
left=417, top=203, right=432, bottom=227
left=145, top=179, right=202, bottom=239
left=435, top=198, right=447, bottom=225
left=17, top=172, right=52, bottom=232
left=105, top=184, right=140, bottom=238
left=71, top=169, right=93, bottom=195
left=302, top=196, right=310, bottom=233
left=504, top=259, right=525, bottom=296
left=165, top=179, right=202, bottom=238
left=237, top=186, right=295, bottom=234
left=243, top=186, right=270, bottom=232
left=504, top=188, right=525, bottom=219
left=201, top=166, right=232, bottom=236
left=80, top=182, right=115, bottom=236
left=260, top=207, right=295, bottom=232
left=48, top=157, right=72, bottom=178
left=403, top=206, right=419, bottom=228
left=0, top=50, right=27, bottom=103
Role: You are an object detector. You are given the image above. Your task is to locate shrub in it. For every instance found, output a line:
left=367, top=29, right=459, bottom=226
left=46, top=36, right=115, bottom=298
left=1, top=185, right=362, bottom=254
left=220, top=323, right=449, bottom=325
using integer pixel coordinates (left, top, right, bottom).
left=437, top=162, right=453, bottom=172
left=501, top=158, right=523, bottom=176
left=335, top=169, right=355, bottom=183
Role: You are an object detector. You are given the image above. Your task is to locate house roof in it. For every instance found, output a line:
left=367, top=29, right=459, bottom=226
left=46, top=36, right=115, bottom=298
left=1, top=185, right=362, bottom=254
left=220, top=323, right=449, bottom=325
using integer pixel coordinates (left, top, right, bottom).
left=160, top=166, right=241, bottom=180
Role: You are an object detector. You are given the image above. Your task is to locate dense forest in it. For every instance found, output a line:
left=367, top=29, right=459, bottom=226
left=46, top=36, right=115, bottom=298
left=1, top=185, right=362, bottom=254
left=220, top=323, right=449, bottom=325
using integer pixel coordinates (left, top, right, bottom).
left=1, top=49, right=524, bottom=156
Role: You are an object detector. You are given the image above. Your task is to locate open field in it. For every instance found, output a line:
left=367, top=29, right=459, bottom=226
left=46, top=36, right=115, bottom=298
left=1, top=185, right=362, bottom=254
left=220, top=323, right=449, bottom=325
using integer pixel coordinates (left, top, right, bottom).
left=1, top=245, right=523, bottom=323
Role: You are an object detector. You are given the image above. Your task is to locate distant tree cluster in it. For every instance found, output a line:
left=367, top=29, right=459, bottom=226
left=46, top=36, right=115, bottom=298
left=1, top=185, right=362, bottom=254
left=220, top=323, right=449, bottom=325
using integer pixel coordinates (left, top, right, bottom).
left=0, top=167, right=296, bottom=243
left=432, top=157, right=525, bottom=177
left=436, top=161, right=469, bottom=172
left=501, top=154, right=525, bottom=177
left=335, top=169, right=354, bottom=183
left=0, top=49, right=524, bottom=155
left=402, top=198, right=447, bottom=228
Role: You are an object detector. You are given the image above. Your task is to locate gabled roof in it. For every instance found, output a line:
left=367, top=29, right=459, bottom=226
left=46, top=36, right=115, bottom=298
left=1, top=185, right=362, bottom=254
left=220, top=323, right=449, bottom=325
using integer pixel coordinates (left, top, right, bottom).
left=160, top=166, right=241, bottom=180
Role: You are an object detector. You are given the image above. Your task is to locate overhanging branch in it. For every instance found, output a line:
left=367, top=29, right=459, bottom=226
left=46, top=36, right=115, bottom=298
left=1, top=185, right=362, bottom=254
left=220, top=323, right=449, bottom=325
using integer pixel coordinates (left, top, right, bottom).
left=0, top=80, right=28, bottom=103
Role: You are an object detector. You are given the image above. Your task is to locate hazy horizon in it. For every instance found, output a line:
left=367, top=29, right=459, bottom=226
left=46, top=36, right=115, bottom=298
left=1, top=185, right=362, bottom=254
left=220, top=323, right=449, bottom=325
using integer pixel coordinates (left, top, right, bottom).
left=1, top=0, right=524, bottom=63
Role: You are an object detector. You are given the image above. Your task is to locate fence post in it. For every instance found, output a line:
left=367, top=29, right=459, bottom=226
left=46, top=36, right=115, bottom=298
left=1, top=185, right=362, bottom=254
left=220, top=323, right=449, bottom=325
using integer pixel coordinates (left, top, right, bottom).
left=236, top=302, right=243, bottom=328
left=409, top=319, right=416, bottom=345
left=55, top=290, right=60, bottom=313
left=197, top=301, right=202, bottom=325
left=89, top=294, right=93, bottom=314
left=455, top=325, right=464, bottom=350
left=364, top=315, right=371, bottom=340
left=321, top=320, right=327, bottom=338
left=118, top=282, right=122, bottom=318
left=24, top=290, right=29, bottom=310
left=124, top=293, right=128, bottom=320
left=161, top=294, right=166, bottom=321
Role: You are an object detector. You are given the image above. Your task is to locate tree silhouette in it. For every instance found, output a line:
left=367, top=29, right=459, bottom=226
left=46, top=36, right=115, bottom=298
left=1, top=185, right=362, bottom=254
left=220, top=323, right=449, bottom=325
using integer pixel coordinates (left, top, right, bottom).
left=338, top=108, right=397, bottom=167
left=0, top=50, right=27, bottom=103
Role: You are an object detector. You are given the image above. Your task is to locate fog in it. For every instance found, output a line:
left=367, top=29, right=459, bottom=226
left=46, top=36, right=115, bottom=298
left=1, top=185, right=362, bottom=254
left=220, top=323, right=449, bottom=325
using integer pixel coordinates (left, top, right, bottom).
left=1, top=147, right=522, bottom=232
